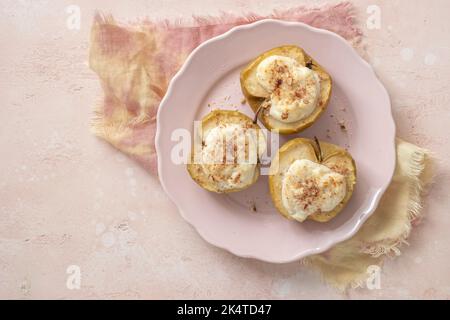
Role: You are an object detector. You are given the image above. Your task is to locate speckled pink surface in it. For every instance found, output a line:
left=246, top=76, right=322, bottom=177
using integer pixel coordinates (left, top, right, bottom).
left=1, top=0, right=449, bottom=299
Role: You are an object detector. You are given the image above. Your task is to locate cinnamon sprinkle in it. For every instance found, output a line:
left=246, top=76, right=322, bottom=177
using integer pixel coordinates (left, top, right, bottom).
left=293, top=179, right=321, bottom=208
left=275, top=78, right=283, bottom=88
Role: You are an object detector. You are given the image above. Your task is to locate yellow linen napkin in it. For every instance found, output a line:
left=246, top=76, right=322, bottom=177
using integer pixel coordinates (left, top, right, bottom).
left=304, top=139, right=432, bottom=290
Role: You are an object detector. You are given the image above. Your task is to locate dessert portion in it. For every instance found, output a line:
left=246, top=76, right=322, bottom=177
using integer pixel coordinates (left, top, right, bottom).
left=240, top=45, right=332, bottom=135
left=269, top=138, right=356, bottom=222
left=187, top=110, right=266, bottom=193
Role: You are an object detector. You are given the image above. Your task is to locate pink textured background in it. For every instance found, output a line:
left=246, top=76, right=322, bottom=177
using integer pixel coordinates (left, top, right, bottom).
left=0, top=0, right=449, bottom=299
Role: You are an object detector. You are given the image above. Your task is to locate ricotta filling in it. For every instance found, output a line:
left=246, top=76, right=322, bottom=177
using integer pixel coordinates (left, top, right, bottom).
left=255, top=55, right=321, bottom=123
left=201, top=123, right=265, bottom=191
left=281, top=159, right=346, bottom=221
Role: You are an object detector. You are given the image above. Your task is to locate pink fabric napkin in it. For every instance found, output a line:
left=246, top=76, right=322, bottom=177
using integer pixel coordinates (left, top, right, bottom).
left=89, top=2, right=432, bottom=291
left=89, top=2, right=362, bottom=175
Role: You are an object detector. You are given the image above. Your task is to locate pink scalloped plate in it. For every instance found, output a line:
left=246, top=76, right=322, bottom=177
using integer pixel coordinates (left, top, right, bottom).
left=155, top=20, right=395, bottom=263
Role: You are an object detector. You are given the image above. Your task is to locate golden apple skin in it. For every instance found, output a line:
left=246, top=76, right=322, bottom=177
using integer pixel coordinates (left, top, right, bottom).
left=187, top=110, right=263, bottom=193
left=269, top=138, right=356, bottom=222
left=240, top=45, right=332, bottom=135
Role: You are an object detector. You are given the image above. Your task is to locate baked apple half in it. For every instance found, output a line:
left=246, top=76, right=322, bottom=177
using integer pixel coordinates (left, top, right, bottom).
left=269, top=138, right=356, bottom=222
left=187, top=110, right=266, bottom=193
left=240, top=45, right=332, bottom=135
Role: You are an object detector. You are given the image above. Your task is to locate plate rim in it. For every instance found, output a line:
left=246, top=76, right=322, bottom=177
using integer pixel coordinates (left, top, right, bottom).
left=155, top=19, right=396, bottom=263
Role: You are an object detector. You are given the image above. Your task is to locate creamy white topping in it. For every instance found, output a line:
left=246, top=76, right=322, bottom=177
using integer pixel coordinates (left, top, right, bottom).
left=201, top=123, right=265, bottom=191
left=255, top=55, right=321, bottom=123
left=281, top=159, right=346, bottom=221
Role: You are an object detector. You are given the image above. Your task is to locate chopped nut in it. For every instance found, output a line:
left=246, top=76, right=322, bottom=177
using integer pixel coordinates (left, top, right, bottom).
left=275, top=78, right=283, bottom=88
left=295, top=88, right=306, bottom=99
